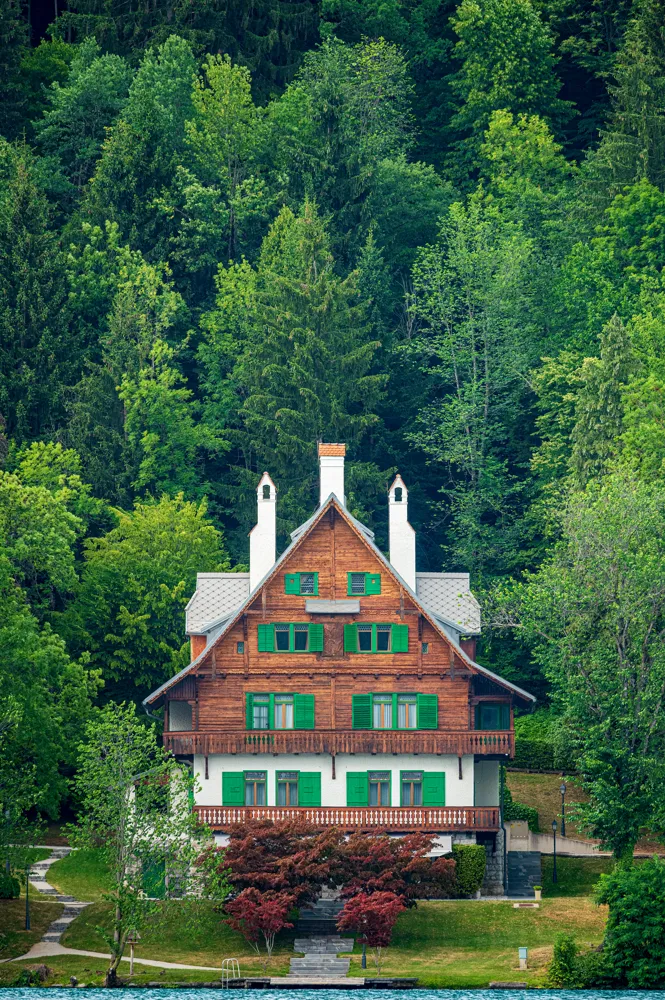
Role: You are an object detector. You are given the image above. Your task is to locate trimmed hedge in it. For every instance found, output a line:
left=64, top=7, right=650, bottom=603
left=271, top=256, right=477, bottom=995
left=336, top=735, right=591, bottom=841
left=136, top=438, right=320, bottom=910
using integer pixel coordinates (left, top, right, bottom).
left=513, top=709, right=570, bottom=772
left=452, top=843, right=486, bottom=896
left=513, top=736, right=557, bottom=771
left=503, top=784, right=539, bottom=832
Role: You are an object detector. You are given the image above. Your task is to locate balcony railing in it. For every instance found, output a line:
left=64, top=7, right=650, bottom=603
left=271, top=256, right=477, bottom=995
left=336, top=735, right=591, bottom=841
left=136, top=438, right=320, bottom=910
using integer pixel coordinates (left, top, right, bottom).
left=164, top=729, right=513, bottom=757
left=193, top=804, right=500, bottom=832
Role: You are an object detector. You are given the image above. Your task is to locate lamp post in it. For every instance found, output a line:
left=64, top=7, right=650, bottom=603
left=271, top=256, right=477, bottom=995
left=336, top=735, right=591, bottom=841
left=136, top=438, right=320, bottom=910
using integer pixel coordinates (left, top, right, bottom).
left=551, top=819, right=557, bottom=884
left=25, top=863, right=31, bottom=930
left=361, top=942, right=367, bottom=970
left=560, top=781, right=567, bottom=837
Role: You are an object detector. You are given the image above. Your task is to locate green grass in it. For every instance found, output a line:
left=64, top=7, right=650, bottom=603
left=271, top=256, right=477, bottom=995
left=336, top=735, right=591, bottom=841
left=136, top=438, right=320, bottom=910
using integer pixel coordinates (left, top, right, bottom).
left=26, top=848, right=51, bottom=865
left=47, top=848, right=113, bottom=902
left=541, top=856, right=615, bottom=897
left=0, top=898, right=63, bottom=961
left=347, top=898, right=607, bottom=987
left=62, top=900, right=294, bottom=976
left=0, top=955, right=233, bottom=987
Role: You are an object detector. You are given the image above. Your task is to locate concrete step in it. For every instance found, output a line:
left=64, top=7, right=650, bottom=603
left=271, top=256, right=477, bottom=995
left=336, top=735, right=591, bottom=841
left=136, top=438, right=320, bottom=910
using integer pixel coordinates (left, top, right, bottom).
left=293, top=939, right=353, bottom=954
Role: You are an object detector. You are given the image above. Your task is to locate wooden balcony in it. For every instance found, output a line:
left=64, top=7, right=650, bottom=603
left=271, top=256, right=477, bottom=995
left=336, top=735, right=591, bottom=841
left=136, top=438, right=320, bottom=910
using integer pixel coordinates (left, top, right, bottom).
left=164, top=729, right=513, bottom=757
left=194, top=804, right=500, bottom=832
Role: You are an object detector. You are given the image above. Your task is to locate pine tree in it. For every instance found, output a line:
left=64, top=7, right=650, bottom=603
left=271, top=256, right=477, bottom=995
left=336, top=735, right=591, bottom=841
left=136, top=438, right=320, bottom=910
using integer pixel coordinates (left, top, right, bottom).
left=0, top=0, right=28, bottom=140
left=571, top=313, right=636, bottom=485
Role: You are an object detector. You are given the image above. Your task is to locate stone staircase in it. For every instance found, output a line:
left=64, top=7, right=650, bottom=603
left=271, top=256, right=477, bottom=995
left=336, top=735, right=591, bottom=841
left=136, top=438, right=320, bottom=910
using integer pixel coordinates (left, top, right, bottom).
left=506, top=850, right=542, bottom=898
left=29, top=846, right=91, bottom=942
left=296, top=899, right=344, bottom=936
left=287, top=901, right=354, bottom=981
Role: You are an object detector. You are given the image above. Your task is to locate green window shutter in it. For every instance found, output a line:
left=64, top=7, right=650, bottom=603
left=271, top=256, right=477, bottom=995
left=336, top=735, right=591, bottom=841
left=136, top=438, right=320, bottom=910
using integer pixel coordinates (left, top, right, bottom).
left=366, top=573, right=381, bottom=595
left=294, top=693, right=315, bottom=729
left=344, top=623, right=358, bottom=652
left=308, top=623, right=324, bottom=652
left=299, top=772, right=321, bottom=806
left=257, top=624, right=274, bottom=652
left=417, top=693, right=438, bottom=729
left=285, top=573, right=299, bottom=595
left=312, top=573, right=319, bottom=596
left=222, top=772, right=244, bottom=806
left=352, top=693, right=372, bottom=729
left=422, top=772, right=445, bottom=807
left=246, top=693, right=254, bottom=729
left=392, top=623, right=409, bottom=652
left=346, top=772, right=368, bottom=806
left=500, top=703, right=510, bottom=730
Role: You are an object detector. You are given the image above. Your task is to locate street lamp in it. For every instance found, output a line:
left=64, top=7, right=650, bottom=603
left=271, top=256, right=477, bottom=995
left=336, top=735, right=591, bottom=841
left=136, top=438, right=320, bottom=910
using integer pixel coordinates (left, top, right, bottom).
left=551, top=819, right=557, bottom=884
left=25, top=862, right=31, bottom=930
left=560, top=781, right=567, bottom=837
left=361, top=942, right=366, bottom=970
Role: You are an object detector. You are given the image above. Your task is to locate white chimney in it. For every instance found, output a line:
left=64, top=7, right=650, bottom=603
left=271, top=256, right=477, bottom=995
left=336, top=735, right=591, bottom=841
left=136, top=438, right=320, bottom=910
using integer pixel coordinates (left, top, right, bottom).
left=318, top=443, right=346, bottom=506
left=249, top=472, right=276, bottom=591
left=389, top=474, right=416, bottom=590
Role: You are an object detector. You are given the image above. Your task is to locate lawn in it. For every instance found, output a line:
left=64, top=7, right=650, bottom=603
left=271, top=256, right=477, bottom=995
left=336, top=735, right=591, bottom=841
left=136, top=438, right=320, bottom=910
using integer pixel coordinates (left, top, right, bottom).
left=542, top=856, right=614, bottom=896
left=47, top=847, right=113, bottom=902
left=62, top=899, right=295, bottom=976
left=0, top=955, right=230, bottom=988
left=347, top=897, right=607, bottom=987
left=0, top=898, right=63, bottom=961
left=506, top=770, right=590, bottom=838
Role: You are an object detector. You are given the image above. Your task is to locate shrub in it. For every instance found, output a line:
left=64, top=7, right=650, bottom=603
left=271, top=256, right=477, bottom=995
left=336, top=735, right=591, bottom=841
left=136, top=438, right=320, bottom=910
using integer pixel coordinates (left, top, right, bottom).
left=595, top=857, right=665, bottom=988
left=503, top=784, right=540, bottom=831
left=451, top=843, right=486, bottom=896
left=337, top=891, right=406, bottom=974
left=513, top=709, right=568, bottom=771
left=0, top=872, right=20, bottom=898
left=546, top=933, right=580, bottom=987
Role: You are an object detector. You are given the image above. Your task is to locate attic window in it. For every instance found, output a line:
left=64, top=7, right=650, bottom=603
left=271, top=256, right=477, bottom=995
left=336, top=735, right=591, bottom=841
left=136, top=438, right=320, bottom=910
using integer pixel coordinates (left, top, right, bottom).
left=262, top=484, right=271, bottom=499
left=394, top=487, right=403, bottom=502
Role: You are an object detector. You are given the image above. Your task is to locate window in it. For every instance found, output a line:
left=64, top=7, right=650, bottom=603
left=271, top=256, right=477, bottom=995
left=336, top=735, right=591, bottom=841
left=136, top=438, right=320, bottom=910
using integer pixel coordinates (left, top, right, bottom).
left=373, top=694, right=392, bottom=729
left=421, top=642, right=429, bottom=654
left=475, top=702, right=510, bottom=730
left=274, top=694, right=294, bottom=729
left=244, top=771, right=266, bottom=806
left=258, top=623, right=324, bottom=653
left=397, top=694, right=417, bottom=729
left=352, top=693, right=438, bottom=730
left=284, top=573, right=319, bottom=596
left=394, top=486, right=403, bottom=502
left=277, top=771, right=298, bottom=805
left=262, top=484, right=271, bottom=499
left=252, top=694, right=270, bottom=730
left=347, top=572, right=381, bottom=596
left=368, top=771, right=391, bottom=806
left=401, top=771, right=422, bottom=806
left=246, top=693, right=315, bottom=730
left=237, top=641, right=245, bottom=654
left=344, top=623, right=408, bottom=654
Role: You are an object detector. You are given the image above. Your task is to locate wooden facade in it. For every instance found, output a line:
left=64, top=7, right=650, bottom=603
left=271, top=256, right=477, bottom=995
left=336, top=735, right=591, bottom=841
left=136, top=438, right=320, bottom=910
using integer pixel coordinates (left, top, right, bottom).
left=149, top=495, right=528, bottom=833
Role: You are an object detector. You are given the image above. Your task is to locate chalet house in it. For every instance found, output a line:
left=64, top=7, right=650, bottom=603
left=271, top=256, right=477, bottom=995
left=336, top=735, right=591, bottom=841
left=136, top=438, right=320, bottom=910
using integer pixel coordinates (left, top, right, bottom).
left=144, top=444, right=535, bottom=889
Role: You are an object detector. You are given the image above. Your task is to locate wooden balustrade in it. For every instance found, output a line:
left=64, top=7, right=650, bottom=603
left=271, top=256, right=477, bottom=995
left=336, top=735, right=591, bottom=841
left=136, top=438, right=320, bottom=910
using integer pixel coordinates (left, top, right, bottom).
left=193, top=804, right=500, bottom=832
left=164, top=729, right=513, bottom=757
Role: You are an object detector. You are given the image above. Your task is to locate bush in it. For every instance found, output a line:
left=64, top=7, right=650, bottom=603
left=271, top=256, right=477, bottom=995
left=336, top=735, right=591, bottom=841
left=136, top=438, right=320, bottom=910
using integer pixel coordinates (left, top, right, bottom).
left=546, top=933, right=580, bottom=987
left=503, top=784, right=540, bottom=832
left=513, top=709, right=568, bottom=771
left=451, top=844, right=486, bottom=896
left=595, top=857, right=665, bottom=988
left=0, top=872, right=20, bottom=898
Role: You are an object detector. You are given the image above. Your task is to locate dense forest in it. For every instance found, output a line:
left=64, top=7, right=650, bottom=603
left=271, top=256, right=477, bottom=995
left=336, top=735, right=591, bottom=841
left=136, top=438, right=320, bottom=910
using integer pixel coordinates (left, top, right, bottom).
left=2, top=0, right=665, bottom=850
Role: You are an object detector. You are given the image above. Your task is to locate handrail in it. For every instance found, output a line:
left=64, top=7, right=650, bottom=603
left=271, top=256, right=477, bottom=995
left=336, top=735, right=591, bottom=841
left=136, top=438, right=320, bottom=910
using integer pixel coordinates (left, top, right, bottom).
left=193, top=804, right=500, bottom=832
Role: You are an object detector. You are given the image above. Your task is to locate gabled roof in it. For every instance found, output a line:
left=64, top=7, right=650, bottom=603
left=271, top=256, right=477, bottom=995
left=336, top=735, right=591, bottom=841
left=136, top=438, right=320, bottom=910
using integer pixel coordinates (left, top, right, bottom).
left=143, top=494, right=535, bottom=708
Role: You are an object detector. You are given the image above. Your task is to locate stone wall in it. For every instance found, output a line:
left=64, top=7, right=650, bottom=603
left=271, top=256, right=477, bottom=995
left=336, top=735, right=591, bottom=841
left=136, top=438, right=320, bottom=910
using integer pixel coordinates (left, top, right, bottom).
left=482, top=827, right=505, bottom=896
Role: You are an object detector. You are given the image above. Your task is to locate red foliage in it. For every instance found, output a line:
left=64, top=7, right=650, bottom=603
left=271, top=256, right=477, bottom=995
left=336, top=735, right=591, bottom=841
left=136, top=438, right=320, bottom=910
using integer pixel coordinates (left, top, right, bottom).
left=224, top=887, right=294, bottom=963
left=332, top=831, right=456, bottom=902
left=201, top=818, right=342, bottom=910
left=337, top=891, right=406, bottom=954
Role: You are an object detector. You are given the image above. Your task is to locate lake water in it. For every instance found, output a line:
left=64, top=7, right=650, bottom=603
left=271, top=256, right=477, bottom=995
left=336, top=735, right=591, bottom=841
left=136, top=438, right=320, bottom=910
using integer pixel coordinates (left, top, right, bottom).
left=1, top=992, right=664, bottom=999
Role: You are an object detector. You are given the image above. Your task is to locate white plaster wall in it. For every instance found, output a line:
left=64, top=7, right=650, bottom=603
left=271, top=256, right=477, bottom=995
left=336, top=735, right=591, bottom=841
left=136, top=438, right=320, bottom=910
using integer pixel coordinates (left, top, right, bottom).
left=194, top=753, right=476, bottom=807
left=473, top=759, right=499, bottom=806
left=319, top=456, right=345, bottom=506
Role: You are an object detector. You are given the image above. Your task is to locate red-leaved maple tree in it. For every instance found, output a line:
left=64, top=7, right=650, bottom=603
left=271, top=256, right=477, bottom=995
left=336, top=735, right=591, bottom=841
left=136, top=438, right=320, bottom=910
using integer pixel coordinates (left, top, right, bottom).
left=337, top=891, right=407, bottom=974
left=224, top=887, right=294, bottom=971
left=332, top=831, right=456, bottom=902
left=201, top=817, right=342, bottom=910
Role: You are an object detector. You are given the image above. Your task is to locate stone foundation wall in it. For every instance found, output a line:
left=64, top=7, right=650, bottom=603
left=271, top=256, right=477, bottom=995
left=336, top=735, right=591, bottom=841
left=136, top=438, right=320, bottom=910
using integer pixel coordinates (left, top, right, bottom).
left=482, top=827, right=505, bottom=896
